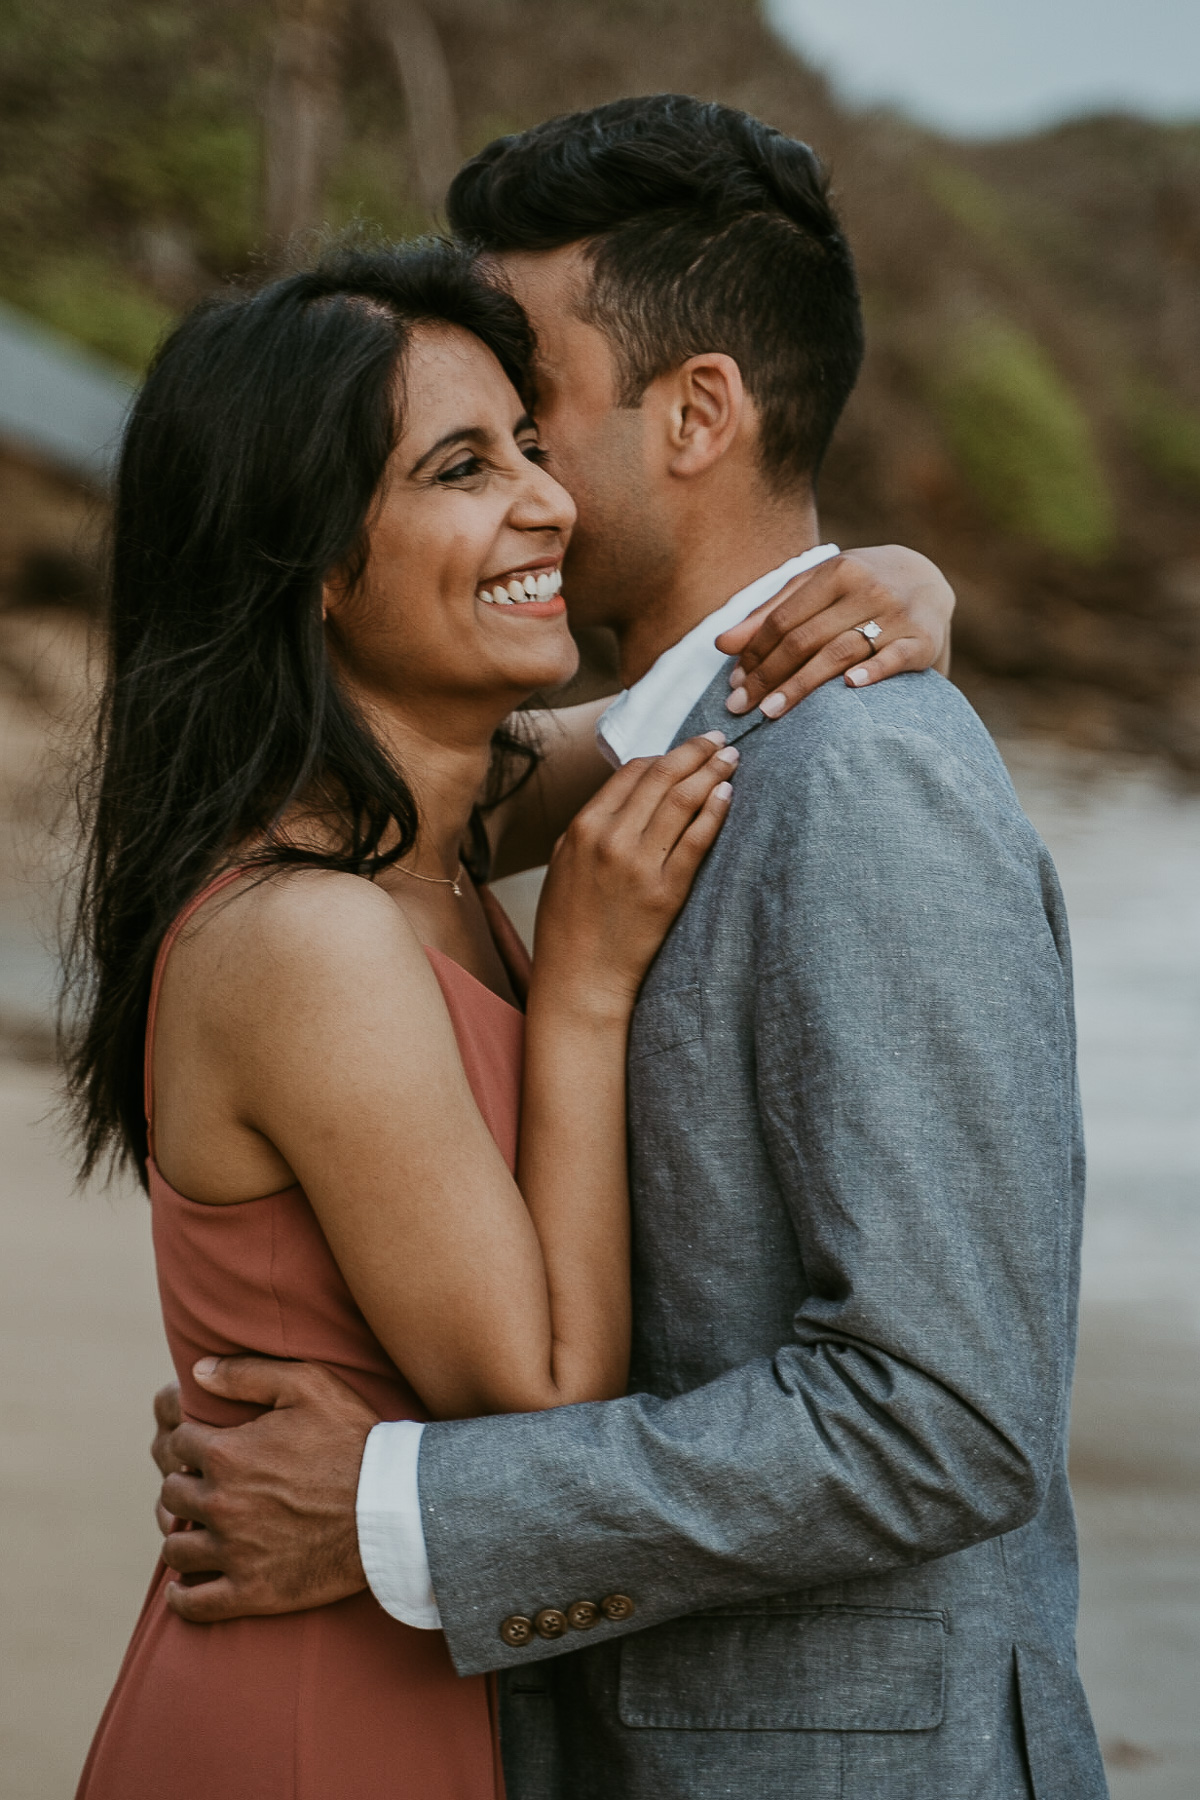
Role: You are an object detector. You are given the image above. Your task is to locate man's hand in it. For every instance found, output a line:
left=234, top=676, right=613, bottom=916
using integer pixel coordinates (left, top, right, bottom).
left=152, top=1379, right=185, bottom=1537
left=717, top=547, right=955, bottom=719
left=155, top=1356, right=379, bottom=1624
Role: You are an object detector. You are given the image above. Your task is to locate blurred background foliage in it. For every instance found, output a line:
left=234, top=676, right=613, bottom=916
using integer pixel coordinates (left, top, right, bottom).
left=1, top=0, right=1198, bottom=765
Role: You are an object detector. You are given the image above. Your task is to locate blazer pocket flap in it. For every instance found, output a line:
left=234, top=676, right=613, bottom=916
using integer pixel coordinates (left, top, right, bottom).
left=618, top=1607, right=946, bottom=1731
left=628, top=983, right=703, bottom=1062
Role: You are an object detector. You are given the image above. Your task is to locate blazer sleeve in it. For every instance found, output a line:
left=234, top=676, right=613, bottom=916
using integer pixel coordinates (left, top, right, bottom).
left=417, top=710, right=1083, bottom=1677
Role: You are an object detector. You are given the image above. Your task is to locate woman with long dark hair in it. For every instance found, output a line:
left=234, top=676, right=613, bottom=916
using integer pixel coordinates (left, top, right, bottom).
left=68, top=240, right=952, bottom=1797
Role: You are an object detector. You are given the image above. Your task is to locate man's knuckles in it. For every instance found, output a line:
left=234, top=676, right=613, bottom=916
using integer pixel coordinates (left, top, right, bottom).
left=159, top=1470, right=201, bottom=1516
left=161, top=1528, right=222, bottom=1574
left=166, top=1578, right=251, bottom=1624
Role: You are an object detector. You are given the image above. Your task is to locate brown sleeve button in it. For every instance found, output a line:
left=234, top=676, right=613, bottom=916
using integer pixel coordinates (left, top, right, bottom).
left=566, top=1599, right=601, bottom=1631
left=534, top=1607, right=568, bottom=1640
left=600, top=1592, right=635, bottom=1622
left=499, top=1614, right=534, bottom=1648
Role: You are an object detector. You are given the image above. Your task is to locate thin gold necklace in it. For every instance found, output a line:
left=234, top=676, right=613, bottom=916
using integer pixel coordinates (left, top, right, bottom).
left=395, top=860, right=466, bottom=899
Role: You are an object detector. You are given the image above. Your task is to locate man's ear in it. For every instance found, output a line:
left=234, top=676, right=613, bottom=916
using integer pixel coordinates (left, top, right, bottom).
left=662, top=353, right=747, bottom=479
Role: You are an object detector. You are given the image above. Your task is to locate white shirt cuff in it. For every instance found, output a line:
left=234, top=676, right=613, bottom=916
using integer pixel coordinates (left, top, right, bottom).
left=356, top=1419, right=442, bottom=1628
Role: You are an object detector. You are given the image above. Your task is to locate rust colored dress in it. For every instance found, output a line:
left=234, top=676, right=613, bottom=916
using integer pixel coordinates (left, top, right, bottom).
left=77, top=869, right=527, bottom=1800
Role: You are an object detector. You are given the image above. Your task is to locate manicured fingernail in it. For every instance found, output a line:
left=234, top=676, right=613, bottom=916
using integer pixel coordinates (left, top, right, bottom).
left=845, top=666, right=869, bottom=687
left=701, top=728, right=727, bottom=745
left=714, top=781, right=733, bottom=801
left=725, top=688, right=751, bottom=714
left=728, top=665, right=745, bottom=688
left=715, top=745, right=739, bottom=766
left=759, top=693, right=786, bottom=718
left=194, top=1357, right=219, bottom=1378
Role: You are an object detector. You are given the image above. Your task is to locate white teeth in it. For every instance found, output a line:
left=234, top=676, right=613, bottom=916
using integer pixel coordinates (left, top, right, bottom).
left=478, top=568, right=563, bottom=606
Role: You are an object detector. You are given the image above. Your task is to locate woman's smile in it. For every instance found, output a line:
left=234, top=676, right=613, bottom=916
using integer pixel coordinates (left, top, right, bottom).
left=476, top=560, right=566, bottom=616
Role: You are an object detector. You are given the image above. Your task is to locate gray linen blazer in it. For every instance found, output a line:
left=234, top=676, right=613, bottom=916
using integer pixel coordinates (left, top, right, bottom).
left=419, top=667, right=1108, bottom=1800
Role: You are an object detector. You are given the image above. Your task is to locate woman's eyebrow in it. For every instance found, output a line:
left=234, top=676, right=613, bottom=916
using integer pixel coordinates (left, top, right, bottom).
left=407, top=413, right=539, bottom=476
left=408, top=425, right=490, bottom=475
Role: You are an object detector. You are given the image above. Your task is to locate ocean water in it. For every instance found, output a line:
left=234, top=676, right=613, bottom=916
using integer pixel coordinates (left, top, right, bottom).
left=1001, top=741, right=1200, bottom=1798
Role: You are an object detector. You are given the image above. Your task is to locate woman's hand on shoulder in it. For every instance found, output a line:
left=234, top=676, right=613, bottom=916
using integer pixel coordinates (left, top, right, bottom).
left=715, top=546, right=955, bottom=721
left=532, top=732, right=736, bottom=1018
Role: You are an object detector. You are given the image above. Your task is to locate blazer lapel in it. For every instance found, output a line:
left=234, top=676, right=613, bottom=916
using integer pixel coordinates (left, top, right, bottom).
left=669, top=659, right=772, bottom=752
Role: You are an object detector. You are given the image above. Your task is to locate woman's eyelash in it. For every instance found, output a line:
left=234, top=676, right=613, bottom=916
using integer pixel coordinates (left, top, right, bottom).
left=437, top=456, right=482, bottom=483
left=435, top=442, right=544, bottom=483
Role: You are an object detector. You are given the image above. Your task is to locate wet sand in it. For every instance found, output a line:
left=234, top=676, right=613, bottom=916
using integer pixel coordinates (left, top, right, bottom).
left=0, top=729, right=1197, bottom=1797
left=1006, top=745, right=1200, bottom=1800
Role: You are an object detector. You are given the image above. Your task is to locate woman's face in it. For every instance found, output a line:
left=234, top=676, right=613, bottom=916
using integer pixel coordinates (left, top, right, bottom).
left=325, top=322, right=580, bottom=734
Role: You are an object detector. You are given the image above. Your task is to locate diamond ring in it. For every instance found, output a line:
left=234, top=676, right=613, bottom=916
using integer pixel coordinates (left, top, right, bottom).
left=854, top=620, right=883, bottom=654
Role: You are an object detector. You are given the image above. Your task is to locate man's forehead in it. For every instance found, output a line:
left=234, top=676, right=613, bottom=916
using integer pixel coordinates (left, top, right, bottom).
left=487, top=244, right=591, bottom=328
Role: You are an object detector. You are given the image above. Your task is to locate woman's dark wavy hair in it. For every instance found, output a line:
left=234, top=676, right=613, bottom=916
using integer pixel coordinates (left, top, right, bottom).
left=63, top=238, right=538, bottom=1188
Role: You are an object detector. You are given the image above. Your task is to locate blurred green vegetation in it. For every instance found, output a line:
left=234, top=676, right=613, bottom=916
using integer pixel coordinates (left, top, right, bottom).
left=9, top=254, right=174, bottom=369
left=0, top=0, right=265, bottom=369
left=932, top=320, right=1115, bottom=560
left=1127, top=384, right=1200, bottom=495
left=923, top=162, right=1020, bottom=258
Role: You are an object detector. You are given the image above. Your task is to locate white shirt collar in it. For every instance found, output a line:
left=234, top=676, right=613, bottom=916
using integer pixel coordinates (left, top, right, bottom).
left=596, top=544, right=840, bottom=767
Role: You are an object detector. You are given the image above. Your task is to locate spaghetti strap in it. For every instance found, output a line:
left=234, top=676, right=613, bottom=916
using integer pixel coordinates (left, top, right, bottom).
left=477, top=884, right=532, bottom=1007
left=143, top=867, right=250, bottom=1155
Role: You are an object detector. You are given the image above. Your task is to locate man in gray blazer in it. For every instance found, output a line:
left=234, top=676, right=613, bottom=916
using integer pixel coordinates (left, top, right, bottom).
left=156, top=97, right=1107, bottom=1798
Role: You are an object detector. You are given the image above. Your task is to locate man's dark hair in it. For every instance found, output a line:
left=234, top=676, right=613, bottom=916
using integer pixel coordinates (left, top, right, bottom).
left=447, top=94, right=865, bottom=491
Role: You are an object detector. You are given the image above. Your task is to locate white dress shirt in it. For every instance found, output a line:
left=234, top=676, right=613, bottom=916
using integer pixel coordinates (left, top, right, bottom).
left=355, top=544, right=840, bottom=1627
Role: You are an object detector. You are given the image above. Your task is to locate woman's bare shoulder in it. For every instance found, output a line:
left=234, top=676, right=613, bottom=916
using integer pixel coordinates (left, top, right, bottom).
left=169, top=864, right=441, bottom=1034
left=152, top=869, right=465, bottom=1206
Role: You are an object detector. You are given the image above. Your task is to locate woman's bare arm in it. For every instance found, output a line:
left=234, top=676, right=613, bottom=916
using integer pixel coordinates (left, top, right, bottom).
left=487, top=698, right=611, bottom=882
left=213, top=738, right=733, bottom=1422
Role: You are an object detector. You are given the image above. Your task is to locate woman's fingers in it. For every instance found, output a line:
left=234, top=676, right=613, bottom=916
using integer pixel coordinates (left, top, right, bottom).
left=637, top=741, right=738, bottom=857
left=726, top=605, right=878, bottom=716
left=722, top=559, right=869, bottom=681
left=752, top=639, right=866, bottom=718
left=573, top=732, right=721, bottom=833
left=844, top=634, right=925, bottom=688
left=663, top=773, right=734, bottom=876
left=714, top=562, right=835, bottom=658
left=605, top=732, right=728, bottom=836
left=738, top=623, right=943, bottom=719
